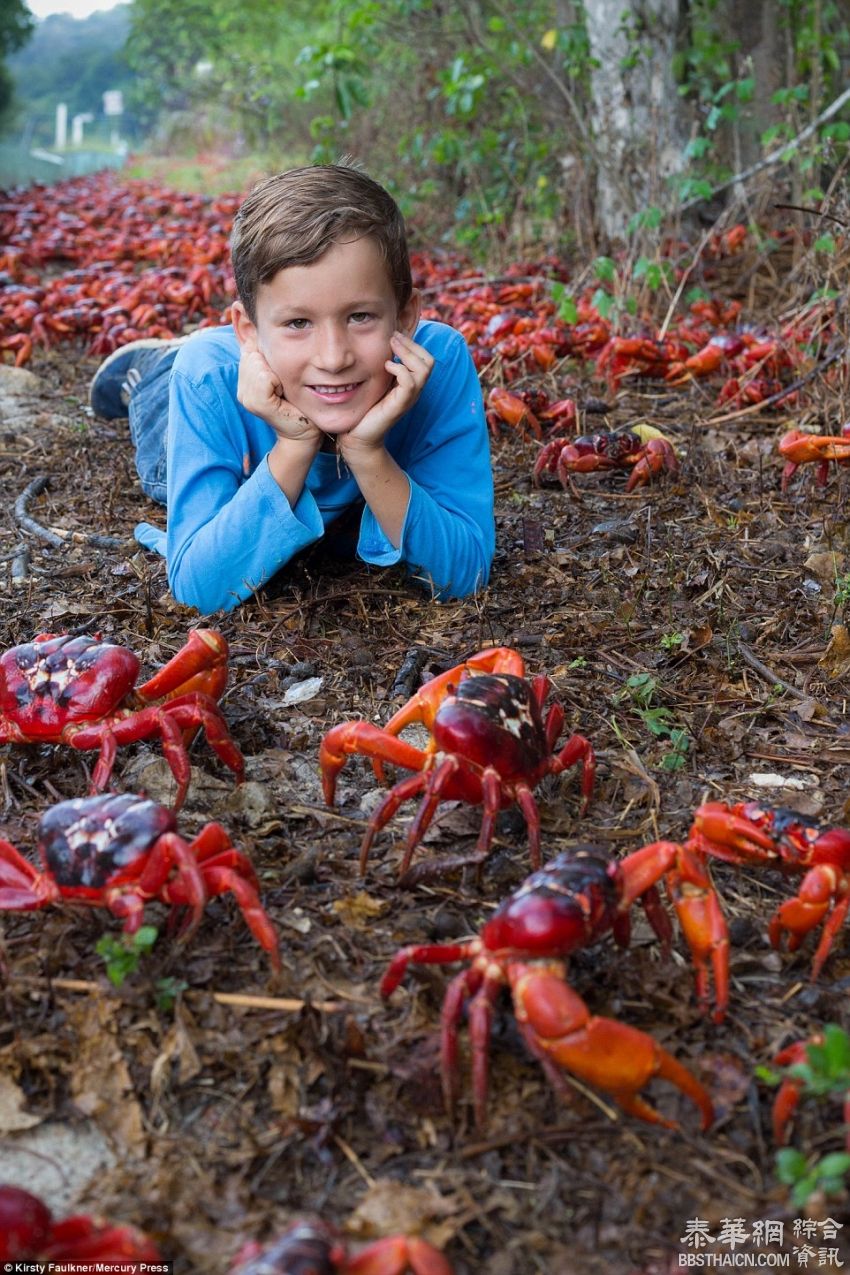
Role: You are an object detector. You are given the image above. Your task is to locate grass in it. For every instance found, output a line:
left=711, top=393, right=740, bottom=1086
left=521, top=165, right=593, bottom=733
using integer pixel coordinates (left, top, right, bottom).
left=123, top=151, right=299, bottom=195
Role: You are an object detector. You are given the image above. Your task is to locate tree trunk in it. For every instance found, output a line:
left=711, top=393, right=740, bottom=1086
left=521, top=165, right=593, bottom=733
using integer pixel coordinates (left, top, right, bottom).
left=584, top=0, right=687, bottom=240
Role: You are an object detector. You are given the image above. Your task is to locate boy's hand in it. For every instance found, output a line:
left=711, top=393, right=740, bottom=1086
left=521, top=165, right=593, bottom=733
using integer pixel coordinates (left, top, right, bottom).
left=237, top=341, right=322, bottom=447
left=338, top=331, right=434, bottom=461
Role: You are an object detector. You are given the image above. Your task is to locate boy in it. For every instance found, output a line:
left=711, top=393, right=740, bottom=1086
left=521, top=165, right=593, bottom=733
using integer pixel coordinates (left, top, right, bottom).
left=90, top=163, right=495, bottom=615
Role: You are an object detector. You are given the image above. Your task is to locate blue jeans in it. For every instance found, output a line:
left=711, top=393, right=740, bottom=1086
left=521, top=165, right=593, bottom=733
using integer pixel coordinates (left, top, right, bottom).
left=128, top=346, right=179, bottom=505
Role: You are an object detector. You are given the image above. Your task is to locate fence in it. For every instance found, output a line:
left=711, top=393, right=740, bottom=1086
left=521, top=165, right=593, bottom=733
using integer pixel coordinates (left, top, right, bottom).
left=0, top=142, right=126, bottom=189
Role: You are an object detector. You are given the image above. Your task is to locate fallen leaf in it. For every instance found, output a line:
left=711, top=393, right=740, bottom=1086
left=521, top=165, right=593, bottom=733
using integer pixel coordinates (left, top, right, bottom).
left=819, top=624, right=850, bottom=679
left=150, top=1005, right=202, bottom=1114
left=67, top=996, right=146, bottom=1156
left=804, top=550, right=843, bottom=582
left=345, top=1178, right=460, bottom=1245
left=282, top=676, right=324, bottom=705
left=748, top=771, right=818, bottom=791
left=0, top=1072, right=41, bottom=1133
left=332, top=891, right=388, bottom=928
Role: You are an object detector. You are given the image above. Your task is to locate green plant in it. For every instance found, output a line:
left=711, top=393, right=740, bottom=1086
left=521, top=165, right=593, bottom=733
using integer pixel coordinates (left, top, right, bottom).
left=155, top=976, right=189, bottom=1012
left=759, top=1025, right=850, bottom=1206
left=659, top=631, right=685, bottom=651
left=833, top=570, right=850, bottom=611
left=775, top=1147, right=850, bottom=1207
left=568, top=655, right=588, bottom=670
left=95, top=925, right=158, bottom=987
left=614, top=673, right=691, bottom=771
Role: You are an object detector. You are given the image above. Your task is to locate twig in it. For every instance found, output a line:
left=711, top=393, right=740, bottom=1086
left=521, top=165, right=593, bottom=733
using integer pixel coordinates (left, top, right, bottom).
left=681, top=84, right=850, bottom=211
left=420, top=273, right=551, bottom=298
left=10, top=543, right=30, bottom=584
left=657, top=224, right=718, bottom=341
left=9, top=974, right=354, bottom=1014
left=736, top=641, right=814, bottom=704
left=15, top=474, right=125, bottom=549
left=773, top=202, right=848, bottom=229
left=391, top=646, right=430, bottom=698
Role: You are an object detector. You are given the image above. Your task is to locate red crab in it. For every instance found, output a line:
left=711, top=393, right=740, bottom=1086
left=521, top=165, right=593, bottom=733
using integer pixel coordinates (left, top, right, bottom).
left=778, top=425, right=850, bottom=491
left=771, top=1031, right=850, bottom=1152
left=320, top=647, right=595, bottom=882
left=381, top=848, right=715, bottom=1131
left=0, top=792, right=281, bottom=970
left=534, top=429, right=678, bottom=493
left=689, top=801, right=850, bottom=982
left=0, top=1183, right=161, bottom=1263
left=0, top=628, right=243, bottom=809
left=230, top=1219, right=453, bottom=1275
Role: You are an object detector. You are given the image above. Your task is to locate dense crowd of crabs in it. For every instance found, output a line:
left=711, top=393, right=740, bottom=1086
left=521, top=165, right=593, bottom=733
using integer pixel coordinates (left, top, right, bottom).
left=2, top=171, right=850, bottom=1266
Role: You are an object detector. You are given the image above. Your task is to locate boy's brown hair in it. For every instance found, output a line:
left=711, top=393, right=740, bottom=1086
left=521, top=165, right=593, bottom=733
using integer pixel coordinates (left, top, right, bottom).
left=231, top=163, right=413, bottom=322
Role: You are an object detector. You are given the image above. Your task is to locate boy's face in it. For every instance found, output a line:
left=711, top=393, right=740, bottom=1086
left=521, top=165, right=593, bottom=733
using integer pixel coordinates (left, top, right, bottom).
left=233, top=235, right=420, bottom=436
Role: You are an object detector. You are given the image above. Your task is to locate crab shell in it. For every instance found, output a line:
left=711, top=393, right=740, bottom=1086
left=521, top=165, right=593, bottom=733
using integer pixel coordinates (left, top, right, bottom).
left=36, top=793, right=178, bottom=895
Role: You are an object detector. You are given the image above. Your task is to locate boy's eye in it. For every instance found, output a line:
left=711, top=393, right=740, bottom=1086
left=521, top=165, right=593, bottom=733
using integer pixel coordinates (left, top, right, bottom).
left=284, top=318, right=310, bottom=330
left=350, top=311, right=375, bottom=323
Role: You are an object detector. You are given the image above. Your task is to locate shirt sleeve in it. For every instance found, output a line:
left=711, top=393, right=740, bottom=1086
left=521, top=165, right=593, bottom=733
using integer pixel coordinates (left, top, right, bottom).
left=357, top=328, right=495, bottom=598
left=164, top=369, right=324, bottom=613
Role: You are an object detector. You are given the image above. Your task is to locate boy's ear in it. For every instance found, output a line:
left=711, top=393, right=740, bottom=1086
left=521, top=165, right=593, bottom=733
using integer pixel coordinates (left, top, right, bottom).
left=398, top=288, right=421, bottom=338
left=231, top=300, right=258, bottom=350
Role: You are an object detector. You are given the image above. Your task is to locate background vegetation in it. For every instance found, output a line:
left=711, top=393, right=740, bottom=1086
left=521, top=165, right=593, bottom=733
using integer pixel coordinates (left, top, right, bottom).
left=4, top=0, right=850, bottom=252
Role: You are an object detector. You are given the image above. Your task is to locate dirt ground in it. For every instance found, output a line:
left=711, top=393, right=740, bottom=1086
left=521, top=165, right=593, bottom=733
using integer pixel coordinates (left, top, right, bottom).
left=2, top=229, right=850, bottom=1273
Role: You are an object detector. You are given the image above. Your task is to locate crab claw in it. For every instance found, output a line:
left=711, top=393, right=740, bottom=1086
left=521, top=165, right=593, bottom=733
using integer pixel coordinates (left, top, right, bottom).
left=510, top=961, right=714, bottom=1132
left=346, top=1234, right=455, bottom=1275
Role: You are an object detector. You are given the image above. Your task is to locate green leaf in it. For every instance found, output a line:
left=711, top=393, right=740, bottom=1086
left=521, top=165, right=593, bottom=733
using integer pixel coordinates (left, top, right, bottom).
left=593, top=256, right=616, bottom=284
left=814, top=234, right=836, bottom=254
left=684, top=136, right=712, bottom=159
left=816, top=1153, right=850, bottom=1178
left=775, top=1147, right=808, bottom=1183
left=591, top=288, right=614, bottom=319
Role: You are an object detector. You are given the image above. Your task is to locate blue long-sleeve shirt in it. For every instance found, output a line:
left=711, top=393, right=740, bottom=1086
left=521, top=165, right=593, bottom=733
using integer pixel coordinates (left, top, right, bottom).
left=134, top=320, right=495, bottom=614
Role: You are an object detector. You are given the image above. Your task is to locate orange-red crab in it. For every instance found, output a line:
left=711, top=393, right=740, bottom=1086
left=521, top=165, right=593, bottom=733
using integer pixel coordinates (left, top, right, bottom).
left=689, top=801, right=850, bottom=983
left=0, top=629, right=243, bottom=809
left=0, top=792, right=281, bottom=970
left=771, top=1031, right=850, bottom=1152
left=230, top=1219, right=453, bottom=1275
left=778, top=425, right=850, bottom=491
left=0, top=1183, right=161, bottom=1264
left=320, top=647, right=595, bottom=882
left=381, top=849, right=715, bottom=1131
left=534, top=429, right=678, bottom=493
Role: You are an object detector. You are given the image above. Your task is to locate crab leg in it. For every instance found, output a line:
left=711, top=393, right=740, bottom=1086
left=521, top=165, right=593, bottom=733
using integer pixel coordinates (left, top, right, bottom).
left=68, top=695, right=244, bottom=810
left=0, top=840, right=59, bottom=909
left=616, top=840, right=729, bottom=1021
left=768, top=864, right=850, bottom=973
left=182, top=863, right=281, bottom=972
left=508, top=960, right=714, bottom=1131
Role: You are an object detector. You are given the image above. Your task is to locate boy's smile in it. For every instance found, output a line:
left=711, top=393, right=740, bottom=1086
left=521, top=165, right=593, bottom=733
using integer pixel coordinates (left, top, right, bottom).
left=233, top=236, right=420, bottom=436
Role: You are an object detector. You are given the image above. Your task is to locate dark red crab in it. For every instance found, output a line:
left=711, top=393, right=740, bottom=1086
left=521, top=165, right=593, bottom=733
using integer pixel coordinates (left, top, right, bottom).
left=381, top=848, right=714, bottom=1131
left=534, top=429, right=678, bottom=493
left=0, top=791, right=281, bottom=969
left=0, top=1183, right=161, bottom=1264
left=320, top=647, right=595, bottom=881
left=689, top=800, right=850, bottom=981
left=0, top=628, right=243, bottom=808
left=230, top=1219, right=453, bottom=1275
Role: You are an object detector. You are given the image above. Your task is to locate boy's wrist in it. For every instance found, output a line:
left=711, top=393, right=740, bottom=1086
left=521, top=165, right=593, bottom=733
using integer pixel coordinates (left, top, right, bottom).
left=337, top=436, right=387, bottom=468
left=267, top=434, right=322, bottom=498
